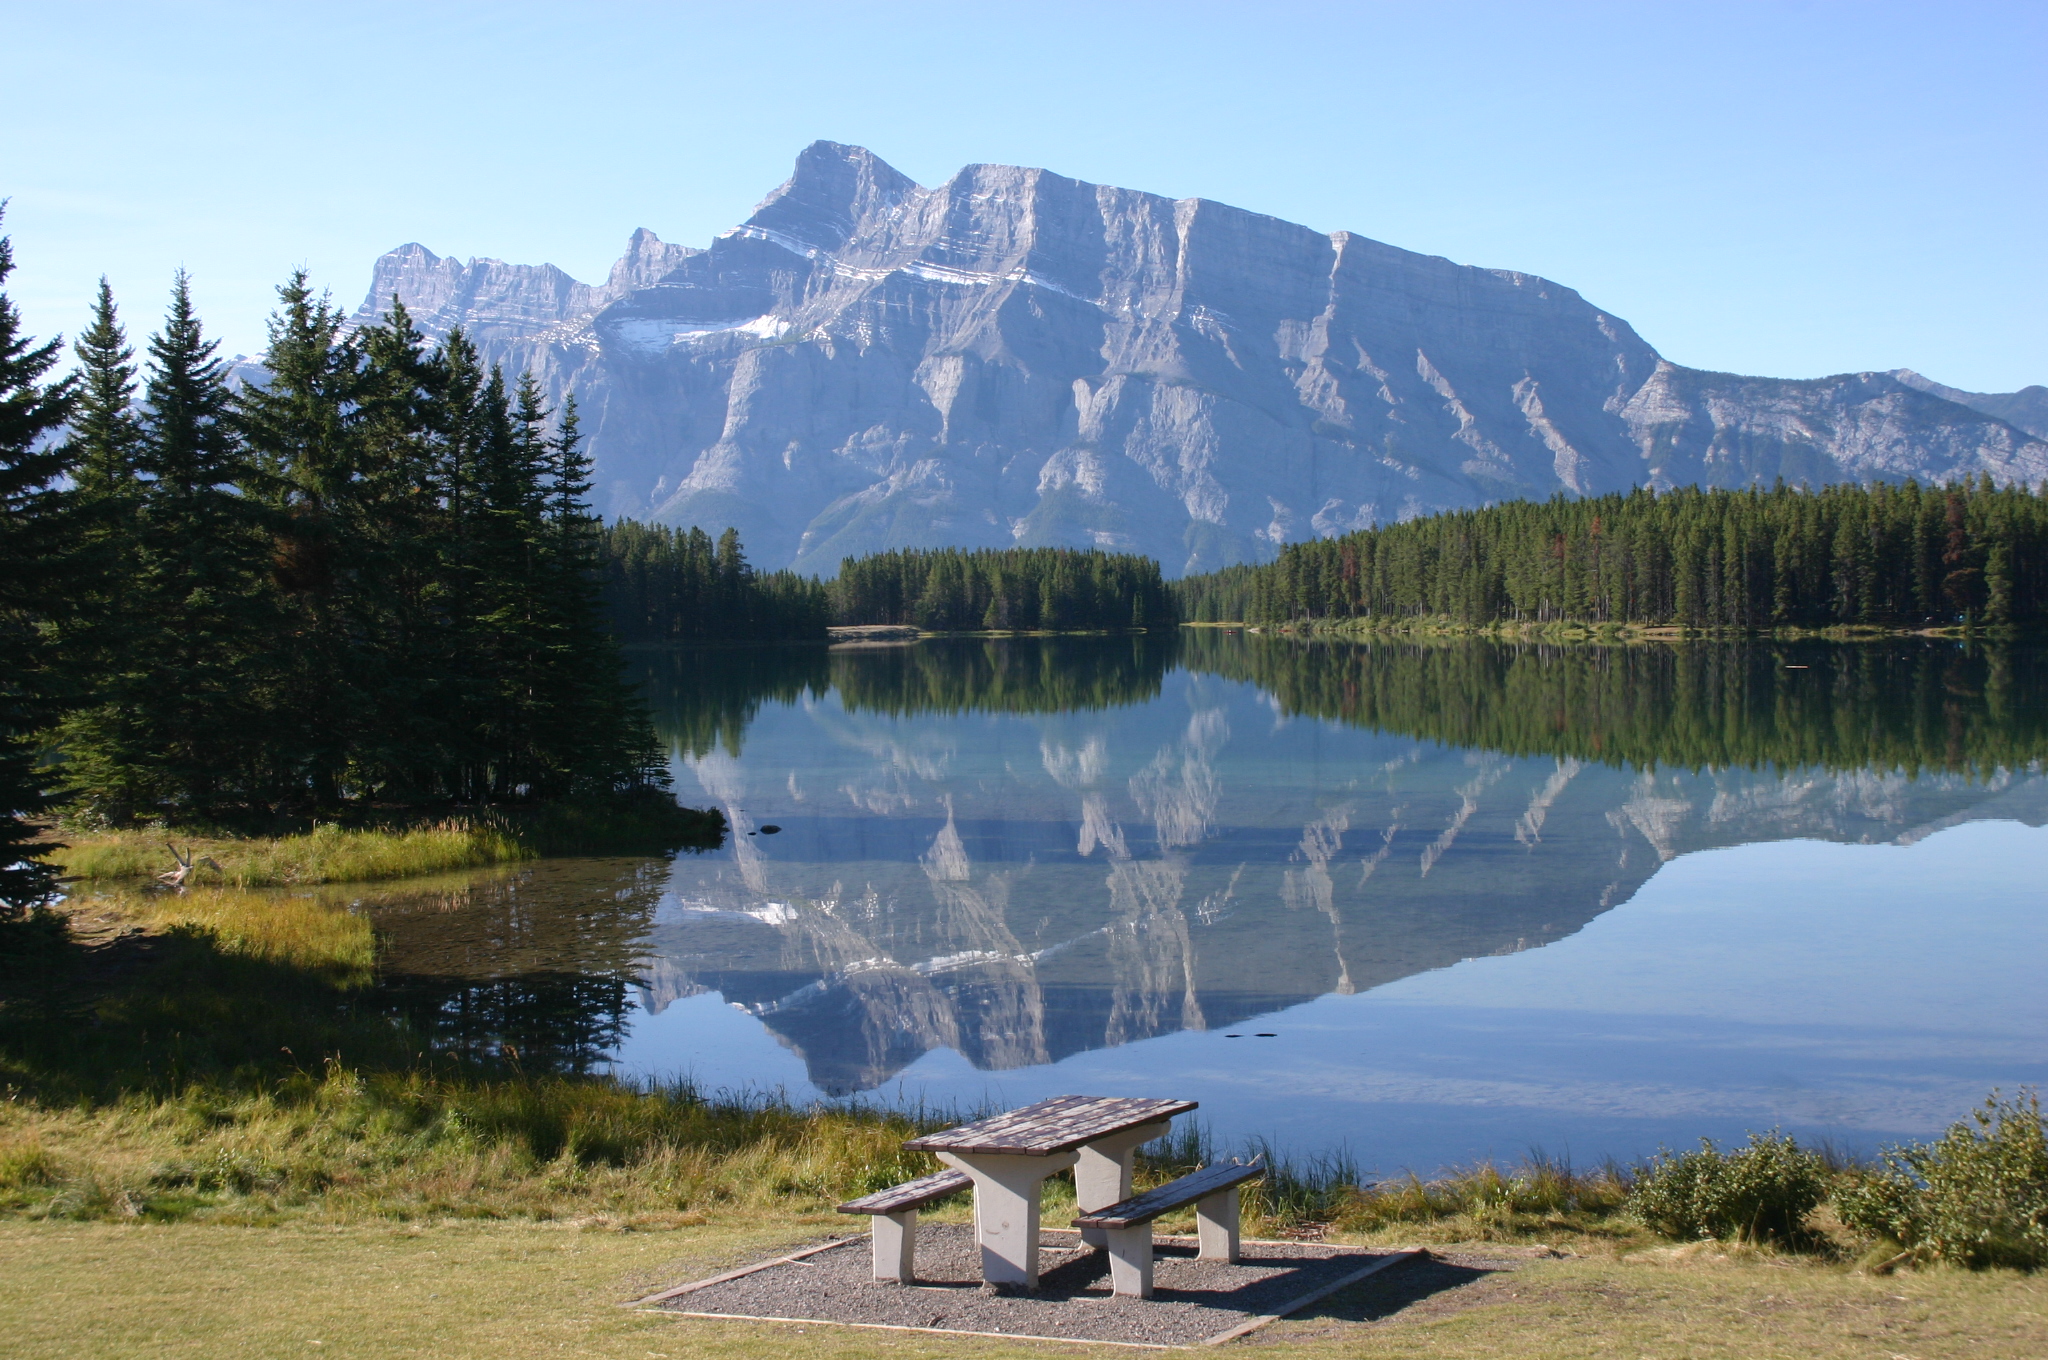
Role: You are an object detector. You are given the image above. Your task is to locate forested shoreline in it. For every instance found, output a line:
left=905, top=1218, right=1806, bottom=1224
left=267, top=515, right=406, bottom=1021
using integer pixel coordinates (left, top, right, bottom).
left=829, top=545, right=1174, bottom=631
left=599, top=536, right=1179, bottom=640
left=600, top=519, right=830, bottom=643
left=0, top=224, right=692, bottom=910
left=1173, top=482, right=2048, bottom=630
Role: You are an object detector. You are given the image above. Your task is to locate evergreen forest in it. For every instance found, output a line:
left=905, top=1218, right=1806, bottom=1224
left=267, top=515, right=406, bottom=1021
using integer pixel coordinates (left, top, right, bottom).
left=1173, top=483, right=2048, bottom=629
left=0, top=226, right=674, bottom=908
left=600, top=519, right=831, bottom=643
left=829, top=546, right=1175, bottom=631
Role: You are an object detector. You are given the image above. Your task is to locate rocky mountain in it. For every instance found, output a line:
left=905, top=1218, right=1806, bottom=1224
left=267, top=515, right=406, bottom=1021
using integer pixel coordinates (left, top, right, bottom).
left=1893, top=369, right=2048, bottom=441
left=350, top=142, right=2048, bottom=576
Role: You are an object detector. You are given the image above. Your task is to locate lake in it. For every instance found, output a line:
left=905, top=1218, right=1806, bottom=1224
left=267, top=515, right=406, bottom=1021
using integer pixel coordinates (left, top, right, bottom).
left=361, top=634, right=2048, bottom=1176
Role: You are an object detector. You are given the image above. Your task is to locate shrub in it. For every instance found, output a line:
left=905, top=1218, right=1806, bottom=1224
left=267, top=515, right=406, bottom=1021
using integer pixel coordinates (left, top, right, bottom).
left=0, top=1141, right=63, bottom=1189
left=1835, top=1091, right=2048, bottom=1269
left=1627, top=1131, right=1827, bottom=1245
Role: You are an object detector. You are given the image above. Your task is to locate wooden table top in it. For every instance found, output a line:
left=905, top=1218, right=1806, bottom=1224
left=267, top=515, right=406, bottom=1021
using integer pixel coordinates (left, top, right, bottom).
left=902, top=1095, right=1196, bottom=1156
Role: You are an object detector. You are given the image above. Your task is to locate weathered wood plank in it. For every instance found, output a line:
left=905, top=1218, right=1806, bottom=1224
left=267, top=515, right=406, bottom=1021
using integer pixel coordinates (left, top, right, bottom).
left=902, top=1095, right=1196, bottom=1156
left=834, top=1167, right=972, bottom=1215
left=1071, top=1160, right=1266, bottom=1228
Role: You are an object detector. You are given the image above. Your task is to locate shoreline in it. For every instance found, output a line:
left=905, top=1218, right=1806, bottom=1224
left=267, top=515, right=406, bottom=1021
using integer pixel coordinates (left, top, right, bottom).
left=0, top=895, right=2034, bottom=1360
left=37, top=795, right=725, bottom=890
left=1178, top=618, right=2029, bottom=642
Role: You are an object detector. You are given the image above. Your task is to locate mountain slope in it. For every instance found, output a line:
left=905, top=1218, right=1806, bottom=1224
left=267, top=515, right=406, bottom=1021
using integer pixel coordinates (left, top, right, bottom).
left=350, top=142, right=2048, bottom=575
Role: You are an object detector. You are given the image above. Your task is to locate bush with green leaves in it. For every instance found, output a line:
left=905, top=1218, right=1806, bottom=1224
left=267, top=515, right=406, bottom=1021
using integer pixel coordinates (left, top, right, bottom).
left=1626, top=1131, right=1828, bottom=1245
left=1835, top=1091, right=2048, bottom=1269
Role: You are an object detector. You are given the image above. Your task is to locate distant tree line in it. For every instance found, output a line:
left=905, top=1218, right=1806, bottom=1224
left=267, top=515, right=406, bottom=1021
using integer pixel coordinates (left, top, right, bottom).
left=830, top=546, right=1176, bottom=631
left=600, top=520, right=830, bottom=643
left=0, top=221, right=670, bottom=900
left=1173, top=482, right=2048, bottom=629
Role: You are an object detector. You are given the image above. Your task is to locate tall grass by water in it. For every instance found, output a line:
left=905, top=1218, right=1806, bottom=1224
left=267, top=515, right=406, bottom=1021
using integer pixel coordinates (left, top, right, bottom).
left=64, top=884, right=379, bottom=977
left=47, top=794, right=724, bottom=889
left=51, top=821, right=531, bottom=889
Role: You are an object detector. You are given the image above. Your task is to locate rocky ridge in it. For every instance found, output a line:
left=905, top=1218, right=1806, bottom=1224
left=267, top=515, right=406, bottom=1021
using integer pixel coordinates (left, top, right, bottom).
left=349, top=142, right=2048, bottom=575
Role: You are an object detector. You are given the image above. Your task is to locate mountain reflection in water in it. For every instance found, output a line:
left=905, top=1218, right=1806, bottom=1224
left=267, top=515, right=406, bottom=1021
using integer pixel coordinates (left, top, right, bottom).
left=359, top=635, right=2047, bottom=1161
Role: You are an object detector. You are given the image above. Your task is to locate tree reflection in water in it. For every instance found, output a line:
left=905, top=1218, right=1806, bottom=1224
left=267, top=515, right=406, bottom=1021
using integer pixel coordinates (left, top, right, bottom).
left=366, top=859, right=671, bottom=1072
left=363, top=635, right=2048, bottom=1086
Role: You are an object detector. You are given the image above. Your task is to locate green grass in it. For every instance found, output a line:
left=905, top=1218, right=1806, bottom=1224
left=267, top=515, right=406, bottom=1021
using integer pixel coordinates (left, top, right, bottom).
left=0, top=893, right=960, bottom=1225
left=0, top=1069, right=956, bottom=1227
left=45, top=794, right=725, bottom=889
left=49, top=821, right=531, bottom=888
left=0, top=1220, right=2040, bottom=1360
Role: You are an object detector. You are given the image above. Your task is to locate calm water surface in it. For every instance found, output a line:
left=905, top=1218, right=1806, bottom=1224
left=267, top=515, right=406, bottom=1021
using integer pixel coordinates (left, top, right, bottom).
left=363, top=635, right=2048, bottom=1173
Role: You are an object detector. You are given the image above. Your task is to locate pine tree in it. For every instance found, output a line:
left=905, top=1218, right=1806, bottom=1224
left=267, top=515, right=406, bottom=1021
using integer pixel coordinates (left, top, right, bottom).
left=346, top=301, right=451, bottom=794
left=59, top=272, right=280, bottom=820
left=68, top=279, right=141, bottom=501
left=238, top=272, right=364, bottom=803
left=0, top=209, right=78, bottom=911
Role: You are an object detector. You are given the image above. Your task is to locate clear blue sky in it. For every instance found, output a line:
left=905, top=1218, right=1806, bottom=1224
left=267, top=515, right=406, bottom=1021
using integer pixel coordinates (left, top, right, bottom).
left=5, top=0, right=2043, bottom=391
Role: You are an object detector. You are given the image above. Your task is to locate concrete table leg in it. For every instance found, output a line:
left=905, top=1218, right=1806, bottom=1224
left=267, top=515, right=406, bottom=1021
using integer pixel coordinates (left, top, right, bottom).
left=1196, top=1186, right=1241, bottom=1262
left=937, top=1150, right=1078, bottom=1289
left=1073, top=1119, right=1170, bottom=1247
left=1104, top=1224, right=1155, bottom=1298
left=871, top=1208, right=917, bottom=1282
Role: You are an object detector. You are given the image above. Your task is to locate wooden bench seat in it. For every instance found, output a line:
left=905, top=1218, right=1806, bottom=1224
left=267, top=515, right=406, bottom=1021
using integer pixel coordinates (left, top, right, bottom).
left=1071, top=1159, right=1265, bottom=1298
left=836, top=1167, right=972, bottom=1282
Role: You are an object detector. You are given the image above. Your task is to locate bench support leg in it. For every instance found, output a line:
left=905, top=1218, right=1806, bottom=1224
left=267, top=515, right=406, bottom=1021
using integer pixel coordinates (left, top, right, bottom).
left=1074, top=1119, right=1170, bottom=1248
left=1104, top=1225, right=1155, bottom=1298
left=938, top=1150, right=1077, bottom=1289
left=872, top=1208, right=917, bottom=1283
left=1196, top=1186, right=1241, bottom=1263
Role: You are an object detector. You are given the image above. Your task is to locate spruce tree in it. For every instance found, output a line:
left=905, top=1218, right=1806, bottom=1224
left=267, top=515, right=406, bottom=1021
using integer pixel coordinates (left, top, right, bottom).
left=0, top=209, right=78, bottom=911
left=350, top=301, right=451, bottom=795
left=68, top=279, right=141, bottom=501
left=239, top=273, right=364, bottom=803
left=60, top=272, right=279, bottom=821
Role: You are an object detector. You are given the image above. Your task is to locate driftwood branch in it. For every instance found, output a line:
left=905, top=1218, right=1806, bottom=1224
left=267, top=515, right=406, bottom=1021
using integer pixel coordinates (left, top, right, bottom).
left=156, top=843, right=224, bottom=889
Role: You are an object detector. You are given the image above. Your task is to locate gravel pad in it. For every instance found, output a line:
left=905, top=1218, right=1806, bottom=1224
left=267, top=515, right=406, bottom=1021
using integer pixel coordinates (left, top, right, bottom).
left=655, top=1225, right=1413, bottom=1347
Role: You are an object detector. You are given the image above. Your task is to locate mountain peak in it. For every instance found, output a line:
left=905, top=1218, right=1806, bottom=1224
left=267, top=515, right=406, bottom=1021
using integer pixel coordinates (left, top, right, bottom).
left=606, top=227, right=698, bottom=294
left=744, top=141, right=921, bottom=253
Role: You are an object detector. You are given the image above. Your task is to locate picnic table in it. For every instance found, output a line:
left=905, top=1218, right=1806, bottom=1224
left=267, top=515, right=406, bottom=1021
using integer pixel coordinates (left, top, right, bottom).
left=901, top=1094, right=1196, bottom=1287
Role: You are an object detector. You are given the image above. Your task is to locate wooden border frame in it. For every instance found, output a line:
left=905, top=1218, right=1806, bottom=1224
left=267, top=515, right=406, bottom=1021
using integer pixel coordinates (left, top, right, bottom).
left=628, top=1232, right=1424, bottom=1349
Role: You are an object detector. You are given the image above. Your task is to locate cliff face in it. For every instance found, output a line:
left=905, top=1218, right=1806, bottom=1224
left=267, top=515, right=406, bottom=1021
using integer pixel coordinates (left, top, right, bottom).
left=351, top=142, right=2048, bottom=575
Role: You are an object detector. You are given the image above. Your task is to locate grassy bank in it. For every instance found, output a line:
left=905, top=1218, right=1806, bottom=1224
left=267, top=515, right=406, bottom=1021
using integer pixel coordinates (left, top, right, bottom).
left=6, top=891, right=2038, bottom=1257
left=44, top=794, right=725, bottom=889
left=0, top=892, right=1658, bottom=1239
left=2, top=892, right=2041, bottom=1358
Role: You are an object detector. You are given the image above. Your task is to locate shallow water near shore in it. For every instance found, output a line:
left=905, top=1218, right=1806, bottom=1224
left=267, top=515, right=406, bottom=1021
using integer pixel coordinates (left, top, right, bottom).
left=359, top=634, right=2048, bottom=1174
